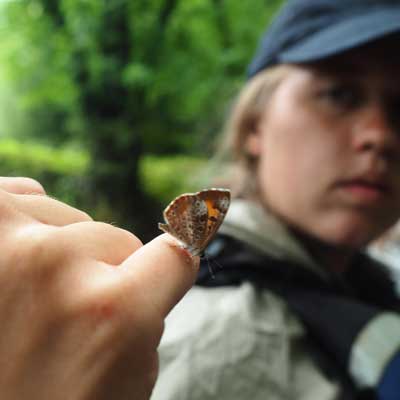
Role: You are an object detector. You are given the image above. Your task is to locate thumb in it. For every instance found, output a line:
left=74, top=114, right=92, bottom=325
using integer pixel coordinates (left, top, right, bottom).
left=120, top=234, right=199, bottom=318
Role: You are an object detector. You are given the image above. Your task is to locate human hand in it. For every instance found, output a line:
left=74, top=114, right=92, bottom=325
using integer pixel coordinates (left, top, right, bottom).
left=0, top=177, right=199, bottom=400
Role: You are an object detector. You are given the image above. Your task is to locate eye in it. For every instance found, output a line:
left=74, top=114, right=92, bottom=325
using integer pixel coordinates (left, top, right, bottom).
left=385, top=94, right=400, bottom=132
left=317, top=83, right=364, bottom=110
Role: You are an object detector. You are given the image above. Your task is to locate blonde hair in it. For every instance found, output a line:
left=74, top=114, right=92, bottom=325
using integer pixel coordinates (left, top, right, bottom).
left=213, top=65, right=292, bottom=199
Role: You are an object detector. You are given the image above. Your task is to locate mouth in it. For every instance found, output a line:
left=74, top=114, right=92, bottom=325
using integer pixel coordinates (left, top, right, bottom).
left=337, top=178, right=391, bottom=203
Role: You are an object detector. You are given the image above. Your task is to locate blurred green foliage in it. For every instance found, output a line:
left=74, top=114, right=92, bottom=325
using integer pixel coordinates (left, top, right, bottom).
left=0, top=137, right=208, bottom=219
left=0, top=0, right=284, bottom=239
left=140, top=155, right=207, bottom=205
left=0, top=138, right=90, bottom=205
left=0, top=139, right=88, bottom=175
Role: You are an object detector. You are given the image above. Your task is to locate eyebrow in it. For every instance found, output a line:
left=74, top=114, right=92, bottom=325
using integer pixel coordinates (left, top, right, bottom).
left=311, top=59, right=365, bottom=76
left=310, top=57, right=400, bottom=81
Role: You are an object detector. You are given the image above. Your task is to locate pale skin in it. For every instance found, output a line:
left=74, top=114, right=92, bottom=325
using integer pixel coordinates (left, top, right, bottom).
left=246, top=40, right=400, bottom=273
left=0, top=177, right=199, bottom=400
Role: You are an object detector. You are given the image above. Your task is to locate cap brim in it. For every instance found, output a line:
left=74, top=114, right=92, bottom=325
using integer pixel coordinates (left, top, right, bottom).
left=279, top=7, right=400, bottom=65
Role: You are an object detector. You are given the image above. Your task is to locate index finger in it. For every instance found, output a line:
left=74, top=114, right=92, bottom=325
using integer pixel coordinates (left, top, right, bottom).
left=120, top=234, right=199, bottom=318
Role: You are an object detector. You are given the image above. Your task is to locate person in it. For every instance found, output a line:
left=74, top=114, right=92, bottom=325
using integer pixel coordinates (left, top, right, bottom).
left=0, top=176, right=199, bottom=400
left=151, top=1, right=400, bottom=399
left=2, top=1, right=400, bottom=399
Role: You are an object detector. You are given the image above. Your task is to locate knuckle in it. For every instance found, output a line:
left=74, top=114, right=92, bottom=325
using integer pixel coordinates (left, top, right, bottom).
left=89, top=283, right=157, bottom=336
left=0, top=225, right=58, bottom=291
left=13, top=225, right=69, bottom=274
left=68, top=290, right=130, bottom=344
left=18, top=226, right=56, bottom=263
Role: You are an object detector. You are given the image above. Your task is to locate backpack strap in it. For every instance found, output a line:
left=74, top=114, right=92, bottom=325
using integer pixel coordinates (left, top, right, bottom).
left=197, top=235, right=400, bottom=399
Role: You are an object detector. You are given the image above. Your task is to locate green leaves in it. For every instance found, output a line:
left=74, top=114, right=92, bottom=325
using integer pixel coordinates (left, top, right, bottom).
left=1, top=0, right=284, bottom=151
left=0, top=0, right=284, bottom=236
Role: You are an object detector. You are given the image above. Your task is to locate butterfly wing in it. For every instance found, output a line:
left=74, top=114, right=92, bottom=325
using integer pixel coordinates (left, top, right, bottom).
left=197, top=188, right=230, bottom=251
left=159, top=193, right=209, bottom=253
left=159, top=188, right=230, bottom=256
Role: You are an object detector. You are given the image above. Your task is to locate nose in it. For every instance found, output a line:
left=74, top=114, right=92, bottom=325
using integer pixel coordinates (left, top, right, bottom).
left=352, top=101, right=398, bottom=155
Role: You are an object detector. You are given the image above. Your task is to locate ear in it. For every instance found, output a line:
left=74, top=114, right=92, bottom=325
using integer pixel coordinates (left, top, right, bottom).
left=245, top=130, right=262, bottom=157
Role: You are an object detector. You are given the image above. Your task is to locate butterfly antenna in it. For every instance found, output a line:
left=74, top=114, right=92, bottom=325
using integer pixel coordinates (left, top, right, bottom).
left=203, top=253, right=216, bottom=279
left=211, top=257, right=224, bottom=271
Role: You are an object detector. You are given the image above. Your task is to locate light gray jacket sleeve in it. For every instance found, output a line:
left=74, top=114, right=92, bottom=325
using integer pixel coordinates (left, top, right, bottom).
left=151, top=284, right=340, bottom=400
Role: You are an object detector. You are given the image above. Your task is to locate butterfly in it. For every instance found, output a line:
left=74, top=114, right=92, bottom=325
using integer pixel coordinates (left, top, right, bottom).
left=158, top=188, right=231, bottom=256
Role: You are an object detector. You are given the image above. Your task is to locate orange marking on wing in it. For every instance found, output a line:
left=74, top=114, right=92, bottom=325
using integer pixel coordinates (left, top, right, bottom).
left=205, top=199, right=219, bottom=219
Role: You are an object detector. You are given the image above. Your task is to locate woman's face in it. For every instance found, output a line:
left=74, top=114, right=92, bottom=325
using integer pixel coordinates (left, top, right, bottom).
left=248, top=43, right=400, bottom=248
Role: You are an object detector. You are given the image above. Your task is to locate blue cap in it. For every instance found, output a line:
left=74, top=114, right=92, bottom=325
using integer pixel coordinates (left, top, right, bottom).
left=248, top=0, right=400, bottom=78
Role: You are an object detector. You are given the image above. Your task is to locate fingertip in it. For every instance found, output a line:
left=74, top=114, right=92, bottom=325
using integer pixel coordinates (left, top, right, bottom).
left=21, top=178, right=46, bottom=195
left=158, top=233, right=200, bottom=273
left=0, top=177, right=46, bottom=195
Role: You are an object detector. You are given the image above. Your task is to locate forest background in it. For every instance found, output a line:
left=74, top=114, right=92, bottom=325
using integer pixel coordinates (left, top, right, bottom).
left=0, top=0, right=283, bottom=241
